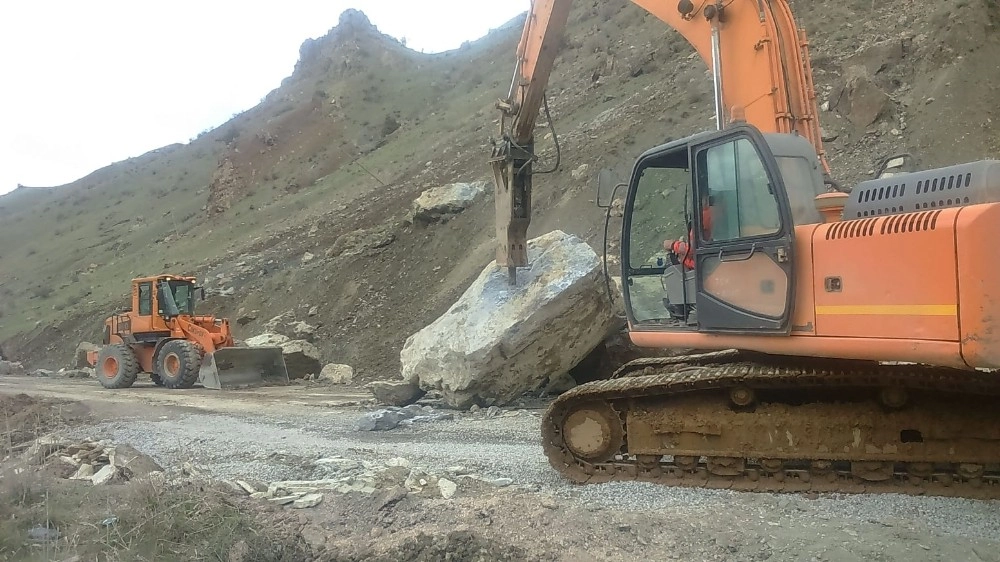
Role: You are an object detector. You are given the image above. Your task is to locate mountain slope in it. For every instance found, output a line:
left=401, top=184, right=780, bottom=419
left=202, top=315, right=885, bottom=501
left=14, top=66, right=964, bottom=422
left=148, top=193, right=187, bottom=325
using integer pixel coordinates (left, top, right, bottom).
left=2, top=1, right=998, bottom=379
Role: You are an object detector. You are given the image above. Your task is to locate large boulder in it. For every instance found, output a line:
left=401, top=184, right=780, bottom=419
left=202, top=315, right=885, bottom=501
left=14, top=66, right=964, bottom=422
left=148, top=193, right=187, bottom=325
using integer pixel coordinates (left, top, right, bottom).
left=318, top=363, right=354, bottom=384
left=400, top=230, right=616, bottom=408
left=830, top=69, right=893, bottom=128
left=262, top=313, right=318, bottom=342
left=411, top=180, right=488, bottom=224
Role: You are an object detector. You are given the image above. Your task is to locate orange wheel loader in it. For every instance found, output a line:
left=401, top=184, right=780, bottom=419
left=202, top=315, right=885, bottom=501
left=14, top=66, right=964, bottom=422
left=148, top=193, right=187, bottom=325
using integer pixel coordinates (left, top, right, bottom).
left=86, top=275, right=289, bottom=390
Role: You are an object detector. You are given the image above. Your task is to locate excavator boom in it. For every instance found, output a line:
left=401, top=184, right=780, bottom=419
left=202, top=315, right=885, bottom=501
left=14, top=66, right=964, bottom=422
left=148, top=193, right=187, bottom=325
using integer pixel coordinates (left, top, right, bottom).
left=492, top=0, right=830, bottom=282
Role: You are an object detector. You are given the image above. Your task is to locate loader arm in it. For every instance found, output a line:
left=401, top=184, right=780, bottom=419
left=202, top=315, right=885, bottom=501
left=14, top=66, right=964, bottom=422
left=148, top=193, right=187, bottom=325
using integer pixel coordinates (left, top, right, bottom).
left=173, top=315, right=228, bottom=354
left=492, top=0, right=828, bottom=282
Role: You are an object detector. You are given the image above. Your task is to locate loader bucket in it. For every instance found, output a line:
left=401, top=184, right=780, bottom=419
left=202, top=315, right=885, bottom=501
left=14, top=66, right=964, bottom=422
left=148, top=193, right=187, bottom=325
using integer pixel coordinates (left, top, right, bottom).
left=197, top=347, right=290, bottom=390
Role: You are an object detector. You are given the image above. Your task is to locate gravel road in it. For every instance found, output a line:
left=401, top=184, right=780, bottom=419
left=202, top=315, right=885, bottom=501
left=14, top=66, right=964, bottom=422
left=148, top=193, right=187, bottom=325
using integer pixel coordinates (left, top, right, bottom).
left=6, top=376, right=1000, bottom=561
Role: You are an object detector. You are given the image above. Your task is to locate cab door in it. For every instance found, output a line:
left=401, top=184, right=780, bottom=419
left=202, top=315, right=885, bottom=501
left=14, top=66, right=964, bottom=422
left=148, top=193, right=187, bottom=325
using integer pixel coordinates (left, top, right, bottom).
left=690, top=128, right=795, bottom=332
left=130, top=280, right=155, bottom=334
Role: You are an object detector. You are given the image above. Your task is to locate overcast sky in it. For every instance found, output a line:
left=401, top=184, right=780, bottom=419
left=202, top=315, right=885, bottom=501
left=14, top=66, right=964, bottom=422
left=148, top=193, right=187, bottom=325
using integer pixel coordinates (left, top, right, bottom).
left=0, top=1, right=528, bottom=196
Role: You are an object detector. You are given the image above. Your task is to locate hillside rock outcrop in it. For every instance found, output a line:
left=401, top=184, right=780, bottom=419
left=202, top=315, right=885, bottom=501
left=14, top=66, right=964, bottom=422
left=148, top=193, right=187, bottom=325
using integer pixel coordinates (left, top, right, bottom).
left=399, top=230, right=616, bottom=409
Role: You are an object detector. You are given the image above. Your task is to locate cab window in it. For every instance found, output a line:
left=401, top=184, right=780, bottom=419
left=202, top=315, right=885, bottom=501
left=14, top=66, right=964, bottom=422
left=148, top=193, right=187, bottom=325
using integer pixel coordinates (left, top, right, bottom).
left=138, top=282, right=152, bottom=316
left=697, top=137, right=781, bottom=242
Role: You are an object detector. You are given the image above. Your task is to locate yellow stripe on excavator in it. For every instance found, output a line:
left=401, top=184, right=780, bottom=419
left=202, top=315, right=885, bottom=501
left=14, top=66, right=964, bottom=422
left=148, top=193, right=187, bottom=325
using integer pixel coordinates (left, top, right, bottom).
left=814, top=304, right=958, bottom=316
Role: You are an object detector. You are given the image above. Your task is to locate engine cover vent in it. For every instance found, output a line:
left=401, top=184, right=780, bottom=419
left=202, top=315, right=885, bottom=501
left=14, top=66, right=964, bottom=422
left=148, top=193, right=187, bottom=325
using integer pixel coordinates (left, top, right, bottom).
left=843, top=160, right=1000, bottom=219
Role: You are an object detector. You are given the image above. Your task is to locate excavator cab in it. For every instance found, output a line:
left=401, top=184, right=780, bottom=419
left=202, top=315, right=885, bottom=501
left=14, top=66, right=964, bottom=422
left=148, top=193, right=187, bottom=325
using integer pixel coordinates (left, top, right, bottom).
left=621, top=124, right=814, bottom=334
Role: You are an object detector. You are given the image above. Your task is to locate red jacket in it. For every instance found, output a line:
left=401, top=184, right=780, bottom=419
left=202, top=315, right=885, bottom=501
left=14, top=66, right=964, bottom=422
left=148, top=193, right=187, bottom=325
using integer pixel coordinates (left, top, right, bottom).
left=665, top=207, right=712, bottom=270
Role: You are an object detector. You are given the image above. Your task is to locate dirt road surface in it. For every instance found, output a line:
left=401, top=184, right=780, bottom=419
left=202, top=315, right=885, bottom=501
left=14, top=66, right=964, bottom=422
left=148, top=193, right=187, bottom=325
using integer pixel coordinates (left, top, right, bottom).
left=2, top=375, right=999, bottom=561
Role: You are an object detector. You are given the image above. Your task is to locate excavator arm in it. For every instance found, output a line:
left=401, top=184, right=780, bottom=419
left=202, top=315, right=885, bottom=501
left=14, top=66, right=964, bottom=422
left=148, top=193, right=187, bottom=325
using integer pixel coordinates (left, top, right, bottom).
left=490, top=0, right=573, bottom=284
left=491, top=0, right=829, bottom=282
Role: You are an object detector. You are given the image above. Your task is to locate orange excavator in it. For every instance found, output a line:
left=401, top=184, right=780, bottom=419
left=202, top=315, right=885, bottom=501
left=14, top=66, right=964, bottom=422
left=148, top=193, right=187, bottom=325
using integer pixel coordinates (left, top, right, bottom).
left=490, top=0, right=1000, bottom=498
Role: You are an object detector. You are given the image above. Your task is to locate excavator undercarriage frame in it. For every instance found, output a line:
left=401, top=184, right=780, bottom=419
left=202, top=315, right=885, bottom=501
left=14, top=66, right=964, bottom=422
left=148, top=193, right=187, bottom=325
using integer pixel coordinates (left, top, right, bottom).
left=543, top=351, right=1000, bottom=499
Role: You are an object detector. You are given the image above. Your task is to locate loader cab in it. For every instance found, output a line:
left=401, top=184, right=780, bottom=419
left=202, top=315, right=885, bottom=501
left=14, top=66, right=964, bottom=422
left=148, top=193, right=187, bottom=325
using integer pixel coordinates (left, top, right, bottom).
left=156, top=278, right=196, bottom=319
left=621, top=123, right=805, bottom=334
left=129, top=275, right=198, bottom=334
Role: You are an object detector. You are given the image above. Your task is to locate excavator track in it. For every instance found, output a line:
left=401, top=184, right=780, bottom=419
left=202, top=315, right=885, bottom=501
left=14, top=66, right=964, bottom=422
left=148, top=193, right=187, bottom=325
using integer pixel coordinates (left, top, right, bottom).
left=542, top=351, right=1000, bottom=499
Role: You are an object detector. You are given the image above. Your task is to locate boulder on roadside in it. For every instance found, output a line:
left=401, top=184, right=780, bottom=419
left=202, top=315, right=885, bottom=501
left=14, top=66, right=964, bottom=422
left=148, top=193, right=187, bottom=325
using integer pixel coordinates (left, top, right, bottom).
left=399, top=230, right=616, bottom=409
left=411, top=180, right=489, bottom=224
left=318, top=364, right=353, bottom=384
left=261, top=313, right=317, bottom=342
left=368, top=380, right=425, bottom=407
left=74, top=342, right=99, bottom=368
left=291, top=321, right=317, bottom=342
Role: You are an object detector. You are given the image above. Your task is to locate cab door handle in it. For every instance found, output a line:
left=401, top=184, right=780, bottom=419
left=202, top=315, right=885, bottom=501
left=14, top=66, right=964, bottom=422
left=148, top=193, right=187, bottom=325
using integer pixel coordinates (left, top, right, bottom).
left=718, top=244, right=757, bottom=263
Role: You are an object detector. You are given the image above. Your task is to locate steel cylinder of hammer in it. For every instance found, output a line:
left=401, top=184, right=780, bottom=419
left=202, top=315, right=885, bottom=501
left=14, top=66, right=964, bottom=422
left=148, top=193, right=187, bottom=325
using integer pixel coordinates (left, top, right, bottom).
left=490, top=139, right=533, bottom=282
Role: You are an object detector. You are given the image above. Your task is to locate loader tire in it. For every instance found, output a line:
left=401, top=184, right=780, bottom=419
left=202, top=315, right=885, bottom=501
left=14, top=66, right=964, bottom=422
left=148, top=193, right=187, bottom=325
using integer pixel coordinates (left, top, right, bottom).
left=96, top=344, right=140, bottom=389
left=150, top=373, right=165, bottom=386
left=155, top=340, right=202, bottom=389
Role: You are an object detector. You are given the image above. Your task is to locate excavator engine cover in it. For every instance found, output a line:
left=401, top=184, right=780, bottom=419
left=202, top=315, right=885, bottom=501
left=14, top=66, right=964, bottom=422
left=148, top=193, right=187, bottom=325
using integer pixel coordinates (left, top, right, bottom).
left=845, top=160, right=1000, bottom=219
left=198, top=346, right=289, bottom=390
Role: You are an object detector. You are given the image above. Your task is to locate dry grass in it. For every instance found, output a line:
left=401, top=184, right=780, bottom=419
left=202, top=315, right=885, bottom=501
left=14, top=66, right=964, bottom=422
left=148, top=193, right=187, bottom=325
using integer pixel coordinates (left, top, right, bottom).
left=0, top=394, right=307, bottom=561
left=0, top=473, right=309, bottom=561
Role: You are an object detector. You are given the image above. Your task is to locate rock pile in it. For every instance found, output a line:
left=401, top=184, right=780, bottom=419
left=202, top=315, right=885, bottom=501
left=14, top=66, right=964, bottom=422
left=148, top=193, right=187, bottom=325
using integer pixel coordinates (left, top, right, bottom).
left=27, top=368, right=93, bottom=378
left=23, top=437, right=162, bottom=485
left=233, top=456, right=513, bottom=509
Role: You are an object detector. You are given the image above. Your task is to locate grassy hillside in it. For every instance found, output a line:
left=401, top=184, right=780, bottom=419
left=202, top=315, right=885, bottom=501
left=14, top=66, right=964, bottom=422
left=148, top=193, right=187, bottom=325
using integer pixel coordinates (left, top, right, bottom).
left=2, top=1, right=998, bottom=376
